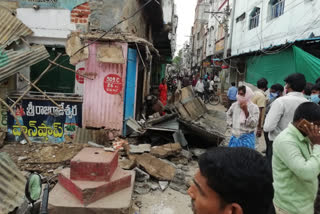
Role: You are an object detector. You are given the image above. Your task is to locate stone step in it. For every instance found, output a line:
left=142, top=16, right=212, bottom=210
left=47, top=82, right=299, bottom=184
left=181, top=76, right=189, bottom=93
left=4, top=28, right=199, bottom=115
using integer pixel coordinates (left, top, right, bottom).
left=49, top=172, right=135, bottom=214
left=59, top=167, right=132, bottom=205
left=70, top=148, right=118, bottom=181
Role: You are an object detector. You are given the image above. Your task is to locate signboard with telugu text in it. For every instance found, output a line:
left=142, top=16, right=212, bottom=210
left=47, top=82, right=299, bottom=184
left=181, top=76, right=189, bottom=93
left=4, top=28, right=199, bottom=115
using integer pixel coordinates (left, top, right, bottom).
left=7, top=99, right=82, bottom=143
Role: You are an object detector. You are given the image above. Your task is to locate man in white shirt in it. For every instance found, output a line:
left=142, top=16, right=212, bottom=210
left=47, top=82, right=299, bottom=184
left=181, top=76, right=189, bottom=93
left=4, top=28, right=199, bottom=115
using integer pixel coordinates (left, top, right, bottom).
left=195, top=78, right=205, bottom=98
left=264, top=73, right=308, bottom=162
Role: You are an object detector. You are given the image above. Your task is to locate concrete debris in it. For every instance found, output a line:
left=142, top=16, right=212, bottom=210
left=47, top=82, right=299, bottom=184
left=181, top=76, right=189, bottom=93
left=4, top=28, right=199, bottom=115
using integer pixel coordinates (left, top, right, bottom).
left=191, top=148, right=206, bottom=158
left=119, top=158, right=136, bottom=170
left=150, top=143, right=182, bottom=158
left=112, top=138, right=129, bottom=150
left=18, top=156, right=28, bottom=161
left=88, top=141, right=104, bottom=148
left=129, top=144, right=151, bottom=154
left=169, top=156, right=189, bottom=165
left=180, top=149, right=193, bottom=160
left=20, top=139, right=27, bottom=145
left=53, top=166, right=64, bottom=175
left=134, top=182, right=151, bottom=195
left=169, top=169, right=188, bottom=194
left=173, top=130, right=188, bottom=147
left=136, top=154, right=176, bottom=181
left=150, top=182, right=159, bottom=191
left=159, top=181, right=169, bottom=191
left=134, top=167, right=150, bottom=182
left=104, top=147, right=115, bottom=152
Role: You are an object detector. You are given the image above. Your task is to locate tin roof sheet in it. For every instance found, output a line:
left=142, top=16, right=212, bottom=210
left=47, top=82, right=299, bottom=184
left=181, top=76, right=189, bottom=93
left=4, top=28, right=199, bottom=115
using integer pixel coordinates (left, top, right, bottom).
left=0, top=152, right=26, bottom=214
left=0, top=45, right=50, bottom=81
left=0, top=8, right=33, bottom=47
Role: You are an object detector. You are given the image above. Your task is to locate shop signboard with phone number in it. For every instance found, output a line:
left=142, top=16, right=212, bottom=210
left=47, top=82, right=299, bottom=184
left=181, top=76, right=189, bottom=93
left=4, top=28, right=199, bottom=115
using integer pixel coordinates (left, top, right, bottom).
left=103, top=74, right=123, bottom=95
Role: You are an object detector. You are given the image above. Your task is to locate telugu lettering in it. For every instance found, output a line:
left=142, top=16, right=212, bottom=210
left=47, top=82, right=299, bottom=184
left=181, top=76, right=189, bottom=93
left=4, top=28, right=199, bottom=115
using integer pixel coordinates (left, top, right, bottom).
left=12, top=121, right=64, bottom=140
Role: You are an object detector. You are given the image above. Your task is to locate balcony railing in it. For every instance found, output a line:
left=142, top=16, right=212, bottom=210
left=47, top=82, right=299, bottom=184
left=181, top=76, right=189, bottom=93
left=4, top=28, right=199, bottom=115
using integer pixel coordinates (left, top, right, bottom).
left=249, top=14, right=260, bottom=30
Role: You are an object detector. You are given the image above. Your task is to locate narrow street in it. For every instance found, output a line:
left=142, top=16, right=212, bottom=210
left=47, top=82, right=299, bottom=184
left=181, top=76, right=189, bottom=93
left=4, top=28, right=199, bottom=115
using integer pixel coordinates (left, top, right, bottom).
left=1, top=0, right=320, bottom=214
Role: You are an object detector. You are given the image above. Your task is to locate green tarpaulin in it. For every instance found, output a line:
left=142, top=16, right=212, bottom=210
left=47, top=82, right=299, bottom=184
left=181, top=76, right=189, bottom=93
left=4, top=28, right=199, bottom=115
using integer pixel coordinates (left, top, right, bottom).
left=246, top=46, right=320, bottom=87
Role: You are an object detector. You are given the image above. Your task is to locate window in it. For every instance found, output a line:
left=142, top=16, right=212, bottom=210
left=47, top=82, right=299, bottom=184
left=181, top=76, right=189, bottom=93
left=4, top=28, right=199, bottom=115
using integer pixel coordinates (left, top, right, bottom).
left=197, top=32, right=200, bottom=40
left=270, top=0, right=285, bottom=19
left=236, top=13, right=246, bottom=23
left=249, top=7, right=260, bottom=30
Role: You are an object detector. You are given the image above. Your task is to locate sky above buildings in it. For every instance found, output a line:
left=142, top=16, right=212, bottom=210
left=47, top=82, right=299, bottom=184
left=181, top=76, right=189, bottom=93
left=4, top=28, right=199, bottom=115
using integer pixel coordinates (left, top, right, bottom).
left=175, top=0, right=197, bottom=55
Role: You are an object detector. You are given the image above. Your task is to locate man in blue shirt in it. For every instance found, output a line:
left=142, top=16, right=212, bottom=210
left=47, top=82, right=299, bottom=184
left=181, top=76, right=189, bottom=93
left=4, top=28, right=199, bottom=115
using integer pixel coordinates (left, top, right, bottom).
left=227, top=82, right=238, bottom=109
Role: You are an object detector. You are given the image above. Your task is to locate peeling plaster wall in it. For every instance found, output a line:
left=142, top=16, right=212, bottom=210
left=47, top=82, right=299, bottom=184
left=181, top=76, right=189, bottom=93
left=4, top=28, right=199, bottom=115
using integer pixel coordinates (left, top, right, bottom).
left=89, top=0, right=149, bottom=40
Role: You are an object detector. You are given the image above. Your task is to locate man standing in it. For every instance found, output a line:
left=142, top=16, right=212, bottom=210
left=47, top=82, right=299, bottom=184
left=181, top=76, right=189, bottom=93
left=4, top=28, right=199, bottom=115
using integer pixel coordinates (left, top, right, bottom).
left=188, top=147, right=274, bottom=214
left=227, top=82, right=238, bottom=109
left=264, top=73, right=308, bottom=159
left=227, top=86, right=260, bottom=149
left=264, top=83, right=284, bottom=165
left=195, top=78, right=205, bottom=99
left=252, top=78, right=268, bottom=138
left=273, top=102, right=320, bottom=214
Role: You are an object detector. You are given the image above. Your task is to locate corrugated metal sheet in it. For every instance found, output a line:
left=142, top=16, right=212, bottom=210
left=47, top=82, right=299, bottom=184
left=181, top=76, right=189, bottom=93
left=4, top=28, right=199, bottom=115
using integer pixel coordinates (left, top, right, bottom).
left=0, top=8, right=33, bottom=47
left=0, top=45, right=50, bottom=81
left=83, top=43, right=128, bottom=136
left=0, top=152, right=26, bottom=214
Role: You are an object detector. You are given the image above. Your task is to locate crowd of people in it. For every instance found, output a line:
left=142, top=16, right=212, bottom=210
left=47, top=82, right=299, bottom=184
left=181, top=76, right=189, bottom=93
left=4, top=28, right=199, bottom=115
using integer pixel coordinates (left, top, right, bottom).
left=188, top=73, right=320, bottom=214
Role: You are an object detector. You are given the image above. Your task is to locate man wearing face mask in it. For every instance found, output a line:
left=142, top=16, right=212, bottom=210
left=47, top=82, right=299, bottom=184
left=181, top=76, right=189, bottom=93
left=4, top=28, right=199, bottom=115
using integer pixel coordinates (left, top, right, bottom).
left=311, top=84, right=320, bottom=104
left=227, top=86, right=260, bottom=149
left=264, top=84, right=284, bottom=165
left=264, top=73, right=308, bottom=161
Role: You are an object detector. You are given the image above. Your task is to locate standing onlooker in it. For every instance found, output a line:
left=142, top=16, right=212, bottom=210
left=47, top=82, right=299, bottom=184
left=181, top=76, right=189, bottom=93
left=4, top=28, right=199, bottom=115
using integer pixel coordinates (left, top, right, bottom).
left=273, top=102, right=320, bottom=214
left=209, top=77, right=215, bottom=94
left=195, top=78, right=204, bottom=99
left=159, top=78, right=168, bottom=106
left=304, top=82, right=314, bottom=101
left=188, top=147, right=274, bottom=214
left=227, top=86, right=260, bottom=149
left=311, top=84, right=320, bottom=104
left=252, top=78, right=268, bottom=138
left=227, top=82, right=238, bottom=109
left=264, top=73, right=308, bottom=160
left=264, top=83, right=284, bottom=165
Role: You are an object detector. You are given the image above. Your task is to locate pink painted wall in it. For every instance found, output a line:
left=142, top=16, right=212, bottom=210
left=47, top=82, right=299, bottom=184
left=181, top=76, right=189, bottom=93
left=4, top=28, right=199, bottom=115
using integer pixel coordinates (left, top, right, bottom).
left=83, top=43, right=128, bottom=136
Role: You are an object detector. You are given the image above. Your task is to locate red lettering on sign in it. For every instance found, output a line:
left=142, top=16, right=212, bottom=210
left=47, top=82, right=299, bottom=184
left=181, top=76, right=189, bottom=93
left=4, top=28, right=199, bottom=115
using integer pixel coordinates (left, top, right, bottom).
left=103, top=74, right=122, bottom=95
left=76, top=67, right=85, bottom=84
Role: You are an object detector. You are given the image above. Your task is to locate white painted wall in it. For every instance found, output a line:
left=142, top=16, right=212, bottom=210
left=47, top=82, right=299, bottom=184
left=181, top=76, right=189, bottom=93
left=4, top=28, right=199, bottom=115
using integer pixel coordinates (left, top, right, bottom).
left=17, top=8, right=76, bottom=46
left=231, top=0, right=320, bottom=56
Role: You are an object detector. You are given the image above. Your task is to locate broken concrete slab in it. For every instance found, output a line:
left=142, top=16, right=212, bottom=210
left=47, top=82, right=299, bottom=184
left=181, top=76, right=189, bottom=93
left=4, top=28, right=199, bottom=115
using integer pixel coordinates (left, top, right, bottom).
left=169, top=156, right=189, bottom=165
left=136, top=154, right=176, bottom=181
left=70, top=148, right=118, bottom=182
left=49, top=173, right=135, bottom=214
left=150, top=143, right=182, bottom=158
left=169, top=169, right=188, bottom=195
left=119, top=158, right=136, bottom=170
left=129, top=144, right=151, bottom=154
left=134, top=167, right=150, bottom=182
left=180, top=149, right=193, bottom=160
left=159, top=181, right=169, bottom=191
left=59, top=168, right=132, bottom=205
left=134, top=182, right=151, bottom=195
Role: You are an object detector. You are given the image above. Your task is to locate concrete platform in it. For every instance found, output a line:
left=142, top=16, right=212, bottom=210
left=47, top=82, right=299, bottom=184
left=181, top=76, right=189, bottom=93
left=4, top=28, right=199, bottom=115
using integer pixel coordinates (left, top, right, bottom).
left=49, top=171, right=135, bottom=214
left=59, top=167, right=132, bottom=205
left=70, top=148, right=118, bottom=181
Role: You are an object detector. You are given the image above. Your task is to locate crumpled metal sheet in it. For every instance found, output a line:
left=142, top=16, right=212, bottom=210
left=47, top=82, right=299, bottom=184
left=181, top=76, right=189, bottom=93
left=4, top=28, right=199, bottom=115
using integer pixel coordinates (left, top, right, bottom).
left=0, top=8, right=33, bottom=47
left=0, top=152, right=26, bottom=214
left=0, top=45, right=50, bottom=82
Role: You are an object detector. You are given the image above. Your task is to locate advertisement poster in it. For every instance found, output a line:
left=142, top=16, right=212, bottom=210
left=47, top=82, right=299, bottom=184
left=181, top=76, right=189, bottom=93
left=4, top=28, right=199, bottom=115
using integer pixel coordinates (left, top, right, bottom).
left=7, top=99, right=82, bottom=143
